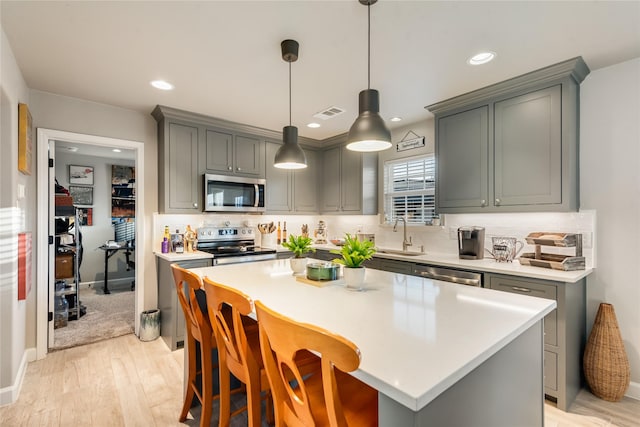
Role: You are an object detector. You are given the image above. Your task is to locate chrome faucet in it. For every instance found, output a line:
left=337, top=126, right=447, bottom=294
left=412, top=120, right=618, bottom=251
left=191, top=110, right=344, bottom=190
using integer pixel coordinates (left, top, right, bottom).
left=393, top=217, right=413, bottom=252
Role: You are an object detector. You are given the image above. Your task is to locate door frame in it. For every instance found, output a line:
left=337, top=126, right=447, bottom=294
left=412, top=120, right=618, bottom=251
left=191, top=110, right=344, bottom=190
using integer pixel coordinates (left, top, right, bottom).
left=36, top=128, right=145, bottom=359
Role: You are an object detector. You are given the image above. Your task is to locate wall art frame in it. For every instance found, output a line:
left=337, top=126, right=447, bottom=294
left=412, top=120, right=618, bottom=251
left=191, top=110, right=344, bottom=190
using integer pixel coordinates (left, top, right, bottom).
left=69, top=185, right=93, bottom=206
left=69, top=165, right=94, bottom=185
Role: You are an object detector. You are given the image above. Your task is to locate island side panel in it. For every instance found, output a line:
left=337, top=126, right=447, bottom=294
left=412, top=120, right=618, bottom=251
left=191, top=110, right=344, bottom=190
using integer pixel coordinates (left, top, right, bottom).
left=379, top=320, right=544, bottom=427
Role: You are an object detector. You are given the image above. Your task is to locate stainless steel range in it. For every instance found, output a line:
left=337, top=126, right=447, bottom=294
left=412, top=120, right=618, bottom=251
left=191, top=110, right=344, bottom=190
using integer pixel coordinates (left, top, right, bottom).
left=196, top=226, right=277, bottom=265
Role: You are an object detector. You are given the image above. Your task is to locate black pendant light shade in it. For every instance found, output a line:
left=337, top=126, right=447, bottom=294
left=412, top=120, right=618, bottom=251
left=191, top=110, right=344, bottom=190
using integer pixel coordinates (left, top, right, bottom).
left=275, top=125, right=307, bottom=169
left=347, top=88, right=391, bottom=152
left=347, top=0, right=392, bottom=152
left=274, top=39, right=307, bottom=169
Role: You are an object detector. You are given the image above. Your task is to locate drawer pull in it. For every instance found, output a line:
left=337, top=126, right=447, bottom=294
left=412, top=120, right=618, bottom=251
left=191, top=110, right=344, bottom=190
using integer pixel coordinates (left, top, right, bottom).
left=511, top=286, right=532, bottom=293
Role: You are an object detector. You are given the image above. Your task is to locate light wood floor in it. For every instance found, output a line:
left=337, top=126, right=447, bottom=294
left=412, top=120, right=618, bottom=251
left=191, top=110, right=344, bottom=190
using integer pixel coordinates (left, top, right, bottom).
left=1, top=333, right=638, bottom=426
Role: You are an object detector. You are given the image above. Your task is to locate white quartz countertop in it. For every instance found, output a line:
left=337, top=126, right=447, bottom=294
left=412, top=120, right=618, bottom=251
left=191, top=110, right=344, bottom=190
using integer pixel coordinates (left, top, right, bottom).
left=191, top=258, right=556, bottom=411
left=313, top=244, right=592, bottom=283
left=154, top=250, right=213, bottom=262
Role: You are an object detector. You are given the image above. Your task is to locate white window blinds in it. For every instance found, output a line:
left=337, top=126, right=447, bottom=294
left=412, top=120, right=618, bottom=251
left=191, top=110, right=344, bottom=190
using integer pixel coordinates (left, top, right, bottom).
left=383, top=154, right=438, bottom=225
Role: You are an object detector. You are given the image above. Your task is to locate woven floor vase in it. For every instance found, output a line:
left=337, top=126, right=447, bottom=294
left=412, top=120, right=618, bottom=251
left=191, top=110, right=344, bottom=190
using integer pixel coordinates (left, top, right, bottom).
left=583, top=303, right=630, bottom=401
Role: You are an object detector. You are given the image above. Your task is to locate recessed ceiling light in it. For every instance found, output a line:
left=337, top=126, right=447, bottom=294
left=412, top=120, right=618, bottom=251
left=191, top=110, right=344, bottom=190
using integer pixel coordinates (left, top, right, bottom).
left=150, top=80, right=174, bottom=90
left=390, top=117, right=403, bottom=122
left=307, top=123, right=321, bottom=128
left=468, top=52, right=496, bottom=65
left=112, top=148, right=122, bottom=153
left=66, top=146, right=78, bottom=152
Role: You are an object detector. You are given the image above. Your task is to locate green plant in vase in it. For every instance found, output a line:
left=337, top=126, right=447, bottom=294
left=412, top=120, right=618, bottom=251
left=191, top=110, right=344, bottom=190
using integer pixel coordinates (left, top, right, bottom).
left=281, top=234, right=315, bottom=275
left=330, top=233, right=376, bottom=290
left=330, top=233, right=376, bottom=267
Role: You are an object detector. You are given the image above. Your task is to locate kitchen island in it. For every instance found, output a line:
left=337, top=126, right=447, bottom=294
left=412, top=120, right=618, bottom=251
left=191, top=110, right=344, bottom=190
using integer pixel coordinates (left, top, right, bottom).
left=191, top=258, right=556, bottom=426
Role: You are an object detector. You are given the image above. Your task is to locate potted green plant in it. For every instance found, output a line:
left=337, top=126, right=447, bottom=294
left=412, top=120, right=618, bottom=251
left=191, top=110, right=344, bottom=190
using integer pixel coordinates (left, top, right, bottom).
left=330, top=233, right=376, bottom=290
left=281, top=234, right=315, bottom=275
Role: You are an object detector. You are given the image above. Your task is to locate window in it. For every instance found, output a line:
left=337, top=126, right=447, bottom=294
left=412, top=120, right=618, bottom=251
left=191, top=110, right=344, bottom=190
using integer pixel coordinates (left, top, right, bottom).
left=383, top=154, right=438, bottom=225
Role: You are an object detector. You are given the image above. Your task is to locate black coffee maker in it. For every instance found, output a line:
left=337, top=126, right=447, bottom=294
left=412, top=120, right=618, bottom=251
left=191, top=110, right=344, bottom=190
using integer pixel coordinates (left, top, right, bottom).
left=458, top=226, right=485, bottom=259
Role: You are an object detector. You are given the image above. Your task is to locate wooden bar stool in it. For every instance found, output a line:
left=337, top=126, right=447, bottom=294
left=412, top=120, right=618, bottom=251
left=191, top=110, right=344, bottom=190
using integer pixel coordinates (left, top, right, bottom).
left=202, top=278, right=272, bottom=427
left=170, top=264, right=226, bottom=427
left=255, top=300, right=378, bottom=426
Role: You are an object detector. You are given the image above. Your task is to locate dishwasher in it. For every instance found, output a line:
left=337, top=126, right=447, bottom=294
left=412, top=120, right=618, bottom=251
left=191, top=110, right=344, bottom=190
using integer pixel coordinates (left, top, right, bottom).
left=413, top=264, right=484, bottom=287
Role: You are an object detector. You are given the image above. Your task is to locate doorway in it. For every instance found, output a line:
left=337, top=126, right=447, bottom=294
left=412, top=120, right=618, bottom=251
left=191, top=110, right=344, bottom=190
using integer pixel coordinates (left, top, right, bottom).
left=36, top=128, right=146, bottom=359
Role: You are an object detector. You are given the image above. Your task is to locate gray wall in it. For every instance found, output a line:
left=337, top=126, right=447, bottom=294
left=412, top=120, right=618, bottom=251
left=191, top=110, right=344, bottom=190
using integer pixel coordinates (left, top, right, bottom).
left=54, top=152, right=135, bottom=286
left=0, top=26, right=34, bottom=402
left=29, top=90, right=159, bottom=315
left=580, top=57, right=640, bottom=393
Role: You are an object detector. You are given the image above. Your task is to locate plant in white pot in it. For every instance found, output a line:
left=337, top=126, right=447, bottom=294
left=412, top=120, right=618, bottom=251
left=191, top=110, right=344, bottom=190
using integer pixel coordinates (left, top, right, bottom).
left=281, top=234, right=315, bottom=275
left=330, top=233, right=376, bottom=291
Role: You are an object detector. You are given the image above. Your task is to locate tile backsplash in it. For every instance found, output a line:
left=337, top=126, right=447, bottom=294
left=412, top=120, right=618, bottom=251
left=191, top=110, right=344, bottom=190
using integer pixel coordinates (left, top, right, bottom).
left=154, top=210, right=596, bottom=268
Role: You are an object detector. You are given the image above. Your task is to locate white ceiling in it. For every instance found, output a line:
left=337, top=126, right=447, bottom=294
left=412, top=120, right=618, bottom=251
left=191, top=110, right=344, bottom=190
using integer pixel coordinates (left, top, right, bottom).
left=2, top=1, right=639, bottom=142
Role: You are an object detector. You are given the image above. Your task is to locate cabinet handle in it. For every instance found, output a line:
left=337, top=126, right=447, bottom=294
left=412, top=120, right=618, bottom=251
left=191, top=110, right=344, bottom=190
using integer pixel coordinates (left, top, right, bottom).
left=511, top=286, right=531, bottom=293
left=193, top=202, right=198, bottom=208
left=237, top=167, right=242, bottom=171
left=480, top=199, right=486, bottom=207
left=495, top=198, right=501, bottom=206
left=228, top=166, right=232, bottom=171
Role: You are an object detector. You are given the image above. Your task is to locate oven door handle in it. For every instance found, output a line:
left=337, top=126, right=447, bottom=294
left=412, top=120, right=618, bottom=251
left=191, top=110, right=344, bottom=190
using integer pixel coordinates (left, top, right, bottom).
left=254, top=184, right=259, bottom=208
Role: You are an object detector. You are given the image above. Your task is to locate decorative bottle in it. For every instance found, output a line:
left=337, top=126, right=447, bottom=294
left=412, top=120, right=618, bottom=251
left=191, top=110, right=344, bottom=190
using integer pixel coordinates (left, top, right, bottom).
left=282, top=221, right=287, bottom=243
left=277, top=221, right=282, bottom=244
left=161, top=237, right=169, bottom=254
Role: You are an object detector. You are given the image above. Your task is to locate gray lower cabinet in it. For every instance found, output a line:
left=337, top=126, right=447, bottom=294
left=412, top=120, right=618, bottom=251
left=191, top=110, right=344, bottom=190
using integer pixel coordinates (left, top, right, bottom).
left=265, top=141, right=318, bottom=213
left=157, top=257, right=212, bottom=351
left=157, top=121, right=201, bottom=213
left=320, top=145, right=377, bottom=214
left=427, top=57, right=589, bottom=213
left=486, top=273, right=586, bottom=411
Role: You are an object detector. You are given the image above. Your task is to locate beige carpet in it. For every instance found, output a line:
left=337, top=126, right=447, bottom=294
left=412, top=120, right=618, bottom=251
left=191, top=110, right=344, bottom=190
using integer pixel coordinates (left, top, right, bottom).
left=51, top=286, right=135, bottom=351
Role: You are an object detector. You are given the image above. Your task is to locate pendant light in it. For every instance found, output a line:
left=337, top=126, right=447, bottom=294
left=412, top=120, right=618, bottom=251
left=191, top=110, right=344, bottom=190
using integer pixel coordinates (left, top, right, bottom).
left=274, top=39, right=307, bottom=169
left=346, top=0, right=392, bottom=152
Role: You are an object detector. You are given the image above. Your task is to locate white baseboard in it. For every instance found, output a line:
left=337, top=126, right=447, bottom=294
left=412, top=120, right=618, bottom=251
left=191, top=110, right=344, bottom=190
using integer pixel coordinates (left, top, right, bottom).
left=0, top=348, right=34, bottom=407
left=626, top=381, right=640, bottom=401
left=80, top=277, right=134, bottom=291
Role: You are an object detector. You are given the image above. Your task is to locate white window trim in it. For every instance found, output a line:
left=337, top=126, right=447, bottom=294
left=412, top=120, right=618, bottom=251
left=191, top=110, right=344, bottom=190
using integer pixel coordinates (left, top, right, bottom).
left=383, top=153, right=440, bottom=226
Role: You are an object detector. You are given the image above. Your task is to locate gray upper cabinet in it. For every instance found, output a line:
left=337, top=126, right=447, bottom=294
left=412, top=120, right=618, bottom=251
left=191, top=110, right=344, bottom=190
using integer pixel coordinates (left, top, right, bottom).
left=265, top=141, right=318, bottom=213
left=203, top=130, right=263, bottom=177
left=494, top=86, right=562, bottom=207
left=156, top=120, right=201, bottom=213
left=427, top=57, right=589, bottom=213
left=204, top=129, right=233, bottom=173
left=153, top=105, right=269, bottom=213
left=293, top=149, right=319, bottom=212
left=437, top=105, right=489, bottom=209
left=234, top=135, right=262, bottom=176
left=320, top=144, right=377, bottom=215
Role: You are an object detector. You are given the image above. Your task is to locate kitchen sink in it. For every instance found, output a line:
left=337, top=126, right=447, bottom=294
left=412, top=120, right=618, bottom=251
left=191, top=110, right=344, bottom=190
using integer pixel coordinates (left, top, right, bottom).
left=377, top=248, right=425, bottom=257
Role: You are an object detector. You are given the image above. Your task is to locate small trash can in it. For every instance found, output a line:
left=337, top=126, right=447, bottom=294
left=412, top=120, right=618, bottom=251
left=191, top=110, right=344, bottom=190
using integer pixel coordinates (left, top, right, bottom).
left=139, top=309, right=160, bottom=341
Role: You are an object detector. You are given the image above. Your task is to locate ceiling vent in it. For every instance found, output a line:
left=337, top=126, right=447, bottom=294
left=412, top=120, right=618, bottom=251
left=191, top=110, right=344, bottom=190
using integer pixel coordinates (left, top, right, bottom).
left=313, top=106, right=346, bottom=120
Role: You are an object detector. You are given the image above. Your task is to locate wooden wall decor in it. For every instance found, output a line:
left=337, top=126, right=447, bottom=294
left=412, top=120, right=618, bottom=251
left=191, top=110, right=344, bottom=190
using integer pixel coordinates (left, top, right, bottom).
left=18, top=232, right=32, bottom=300
left=18, top=103, right=33, bottom=175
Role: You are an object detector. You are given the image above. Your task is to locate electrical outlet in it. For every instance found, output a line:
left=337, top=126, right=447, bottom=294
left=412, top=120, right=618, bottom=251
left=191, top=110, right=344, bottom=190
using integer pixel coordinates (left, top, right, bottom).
left=582, top=232, right=593, bottom=248
left=449, top=226, right=457, bottom=240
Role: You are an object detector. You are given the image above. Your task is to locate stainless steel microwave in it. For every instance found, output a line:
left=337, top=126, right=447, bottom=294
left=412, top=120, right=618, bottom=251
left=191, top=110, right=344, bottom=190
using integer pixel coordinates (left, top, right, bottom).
left=203, top=174, right=266, bottom=213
